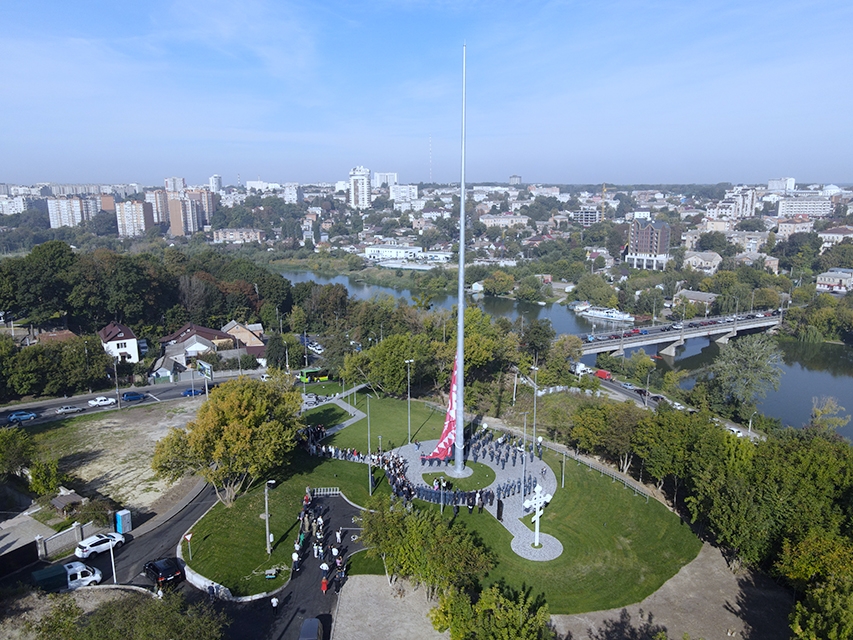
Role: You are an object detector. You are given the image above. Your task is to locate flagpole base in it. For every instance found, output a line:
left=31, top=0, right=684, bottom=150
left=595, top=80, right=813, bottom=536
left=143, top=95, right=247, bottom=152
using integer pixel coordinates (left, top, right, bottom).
left=445, top=465, right=473, bottom=479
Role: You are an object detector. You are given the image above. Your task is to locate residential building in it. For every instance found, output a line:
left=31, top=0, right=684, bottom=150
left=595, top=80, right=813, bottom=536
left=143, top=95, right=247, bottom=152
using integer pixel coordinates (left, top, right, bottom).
left=168, top=198, right=202, bottom=236
left=683, top=251, right=723, bottom=275
left=349, top=166, right=371, bottom=209
left=115, top=201, right=154, bottom=238
left=705, top=186, right=757, bottom=220
left=390, top=184, right=418, bottom=202
left=165, top=177, right=186, bottom=193
left=778, top=197, right=833, bottom=219
left=768, top=177, right=796, bottom=193
left=674, top=290, right=718, bottom=314
left=221, top=320, right=266, bottom=358
left=99, top=195, right=116, bottom=212
left=818, top=226, right=853, bottom=253
left=734, top=252, right=779, bottom=275
left=509, top=175, right=522, bottom=185
left=212, top=228, right=266, bottom=244
left=186, top=189, right=215, bottom=225
left=98, top=321, right=140, bottom=364
left=372, top=172, right=398, bottom=189
left=159, top=323, right=236, bottom=350
left=777, top=217, right=814, bottom=240
left=625, top=220, right=671, bottom=271
left=145, top=190, right=169, bottom=224
left=282, top=183, right=303, bottom=204
left=480, top=213, right=530, bottom=228
left=47, top=196, right=99, bottom=228
left=209, top=174, right=222, bottom=193
left=816, top=268, right=853, bottom=294
left=0, top=195, right=34, bottom=215
left=573, top=206, right=602, bottom=227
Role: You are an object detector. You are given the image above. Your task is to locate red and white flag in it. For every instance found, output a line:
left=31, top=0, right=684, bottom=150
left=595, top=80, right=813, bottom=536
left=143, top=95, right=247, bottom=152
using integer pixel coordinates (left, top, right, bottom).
left=427, top=357, right=458, bottom=459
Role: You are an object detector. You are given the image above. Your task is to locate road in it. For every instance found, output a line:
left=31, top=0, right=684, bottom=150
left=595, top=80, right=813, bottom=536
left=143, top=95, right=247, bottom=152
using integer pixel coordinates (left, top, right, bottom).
left=1, top=371, right=263, bottom=428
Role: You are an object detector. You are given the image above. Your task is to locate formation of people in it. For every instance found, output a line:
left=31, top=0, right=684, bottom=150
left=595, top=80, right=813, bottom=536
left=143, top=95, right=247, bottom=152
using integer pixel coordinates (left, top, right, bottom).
left=291, top=489, right=347, bottom=595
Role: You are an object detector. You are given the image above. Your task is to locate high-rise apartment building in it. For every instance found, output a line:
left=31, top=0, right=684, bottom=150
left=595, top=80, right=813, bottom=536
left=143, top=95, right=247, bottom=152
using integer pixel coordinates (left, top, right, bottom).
left=115, top=201, right=154, bottom=238
left=186, top=189, right=215, bottom=225
left=168, top=198, right=202, bottom=236
left=389, top=184, right=418, bottom=202
left=47, top=196, right=99, bottom=228
left=778, top=197, right=833, bottom=219
left=349, top=166, right=371, bottom=209
left=625, top=220, right=671, bottom=271
left=372, top=172, right=398, bottom=189
left=509, top=175, right=522, bottom=185
left=0, top=196, right=32, bottom=215
left=145, top=190, right=169, bottom=224
left=209, top=174, right=222, bottom=193
left=768, top=177, right=795, bottom=193
left=165, top=177, right=186, bottom=193
left=282, top=183, right=304, bottom=204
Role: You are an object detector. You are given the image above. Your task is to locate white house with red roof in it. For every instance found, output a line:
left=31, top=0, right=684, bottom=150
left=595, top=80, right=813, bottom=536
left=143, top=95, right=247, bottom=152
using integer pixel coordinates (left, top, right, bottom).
left=98, top=321, right=140, bottom=363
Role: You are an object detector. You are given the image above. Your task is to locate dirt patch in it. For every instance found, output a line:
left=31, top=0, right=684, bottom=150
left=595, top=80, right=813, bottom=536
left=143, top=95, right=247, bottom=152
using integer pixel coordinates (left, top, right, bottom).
left=38, top=399, right=204, bottom=513
left=0, top=587, right=149, bottom=640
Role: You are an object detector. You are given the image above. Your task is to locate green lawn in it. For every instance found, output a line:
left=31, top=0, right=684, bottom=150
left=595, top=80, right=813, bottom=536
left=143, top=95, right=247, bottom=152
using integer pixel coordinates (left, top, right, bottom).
left=324, top=391, right=446, bottom=453
left=185, top=395, right=702, bottom=611
left=422, top=462, right=496, bottom=491
left=302, top=404, right=350, bottom=429
left=182, top=452, right=390, bottom=596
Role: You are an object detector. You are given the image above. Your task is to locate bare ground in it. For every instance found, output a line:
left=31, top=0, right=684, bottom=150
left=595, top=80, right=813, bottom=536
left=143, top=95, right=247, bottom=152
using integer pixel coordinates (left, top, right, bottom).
left=42, top=399, right=205, bottom=513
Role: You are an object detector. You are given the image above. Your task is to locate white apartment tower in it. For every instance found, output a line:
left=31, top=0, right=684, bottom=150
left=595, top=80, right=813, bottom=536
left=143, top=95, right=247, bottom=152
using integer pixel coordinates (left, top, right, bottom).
left=209, top=174, right=222, bottom=193
left=47, top=196, right=99, bottom=228
left=165, top=176, right=186, bottom=193
left=349, top=166, right=371, bottom=209
left=372, top=172, right=398, bottom=189
left=768, top=177, right=796, bottom=193
left=145, top=190, right=169, bottom=224
left=115, top=201, right=154, bottom=238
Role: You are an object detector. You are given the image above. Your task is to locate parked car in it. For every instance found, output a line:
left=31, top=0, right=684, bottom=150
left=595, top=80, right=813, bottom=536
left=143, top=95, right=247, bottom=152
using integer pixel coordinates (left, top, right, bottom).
left=55, top=405, right=84, bottom=415
left=32, top=561, right=101, bottom=592
left=88, top=396, right=117, bottom=407
left=75, top=532, right=125, bottom=559
left=143, top=557, right=185, bottom=587
left=181, top=388, right=204, bottom=397
left=7, top=410, right=37, bottom=424
left=121, top=391, right=145, bottom=402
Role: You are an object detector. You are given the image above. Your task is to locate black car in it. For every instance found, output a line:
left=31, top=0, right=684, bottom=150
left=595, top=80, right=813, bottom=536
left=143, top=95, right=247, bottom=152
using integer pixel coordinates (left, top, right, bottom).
left=144, top=557, right=185, bottom=586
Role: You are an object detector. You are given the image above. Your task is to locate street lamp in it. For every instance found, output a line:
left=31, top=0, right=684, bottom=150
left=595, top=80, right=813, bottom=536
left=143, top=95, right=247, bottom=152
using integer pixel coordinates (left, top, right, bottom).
left=264, top=480, right=276, bottom=555
left=405, top=359, right=414, bottom=445
left=748, top=411, right=758, bottom=435
left=113, top=357, right=122, bottom=409
left=367, top=394, right=373, bottom=495
left=520, top=412, right=528, bottom=511
left=531, top=366, right=539, bottom=450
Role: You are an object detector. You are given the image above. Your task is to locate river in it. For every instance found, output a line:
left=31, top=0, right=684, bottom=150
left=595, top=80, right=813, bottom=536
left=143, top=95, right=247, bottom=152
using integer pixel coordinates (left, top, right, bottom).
left=279, top=269, right=853, bottom=437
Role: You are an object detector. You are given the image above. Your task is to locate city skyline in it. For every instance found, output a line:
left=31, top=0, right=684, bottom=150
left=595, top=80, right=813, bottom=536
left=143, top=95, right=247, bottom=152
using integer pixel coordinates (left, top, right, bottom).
left=2, top=1, right=851, bottom=186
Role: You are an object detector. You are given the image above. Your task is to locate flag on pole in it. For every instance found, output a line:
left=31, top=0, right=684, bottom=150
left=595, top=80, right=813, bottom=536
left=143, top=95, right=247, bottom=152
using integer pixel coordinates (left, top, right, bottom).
left=427, top=357, right=458, bottom=459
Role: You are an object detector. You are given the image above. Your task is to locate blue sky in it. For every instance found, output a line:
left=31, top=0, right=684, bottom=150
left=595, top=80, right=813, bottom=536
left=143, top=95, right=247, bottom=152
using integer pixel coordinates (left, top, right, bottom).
left=2, top=1, right=850, bottom=186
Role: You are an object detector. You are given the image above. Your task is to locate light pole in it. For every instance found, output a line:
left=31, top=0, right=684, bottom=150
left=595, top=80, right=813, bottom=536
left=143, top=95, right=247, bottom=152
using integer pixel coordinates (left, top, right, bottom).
left=113, top=357, right=121, bottom=409
left=264, top=479, right=276, bottom=555
left=520, top=412, right=528, bottom=511
left=405, top=359, right=414, bottom=445
left=748, top=411, right=758, bottom=435
left=750, top=290, right=755, bottom=315
left=531, top=366, right=539, bottom=451
left=367, top=393, right=372, bottom=495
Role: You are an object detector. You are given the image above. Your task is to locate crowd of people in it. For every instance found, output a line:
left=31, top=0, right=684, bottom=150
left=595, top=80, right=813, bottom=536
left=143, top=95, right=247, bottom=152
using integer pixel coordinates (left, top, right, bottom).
left=291, top=489, right=347, bottom=595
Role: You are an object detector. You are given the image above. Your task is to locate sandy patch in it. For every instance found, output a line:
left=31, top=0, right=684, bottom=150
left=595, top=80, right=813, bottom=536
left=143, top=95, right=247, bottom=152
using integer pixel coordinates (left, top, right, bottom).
left=48, top=399, right=204, bottom=512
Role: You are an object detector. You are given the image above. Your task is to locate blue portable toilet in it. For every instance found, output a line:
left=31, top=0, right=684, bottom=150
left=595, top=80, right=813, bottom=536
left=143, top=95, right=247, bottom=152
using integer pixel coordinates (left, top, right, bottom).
left=116, top=509, right=132, bottom=534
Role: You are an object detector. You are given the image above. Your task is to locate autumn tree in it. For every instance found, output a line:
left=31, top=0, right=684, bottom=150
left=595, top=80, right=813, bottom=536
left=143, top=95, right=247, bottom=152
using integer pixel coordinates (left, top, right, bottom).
left=152, top=377, right=302, bottom=506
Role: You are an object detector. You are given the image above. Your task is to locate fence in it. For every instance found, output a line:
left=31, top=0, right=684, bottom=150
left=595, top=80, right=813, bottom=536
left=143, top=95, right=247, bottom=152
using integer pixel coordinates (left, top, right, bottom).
left=39, top=521, right=107, bottom=559
left=311, top=487, right=341, bottom=498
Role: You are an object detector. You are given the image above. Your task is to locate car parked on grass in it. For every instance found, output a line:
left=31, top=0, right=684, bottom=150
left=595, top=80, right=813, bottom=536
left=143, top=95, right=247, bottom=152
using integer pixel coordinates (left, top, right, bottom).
left=88, top=396, right=117, bottom=407
left=55, top=405, right=84, bottom=415
left=144, top=557, right=185, bottom=587
left=181, top=388, right=204, bottom=397
left=7, top=410, right=37, bottom=424
left=121, top=391, right=145, bottom=402
left=75, top=532, right=125, bottom=559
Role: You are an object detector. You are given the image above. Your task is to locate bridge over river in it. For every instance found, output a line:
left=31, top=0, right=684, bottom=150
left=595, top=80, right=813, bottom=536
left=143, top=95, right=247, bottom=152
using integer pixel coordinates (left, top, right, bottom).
left=580, top=314, right=782, bottom=357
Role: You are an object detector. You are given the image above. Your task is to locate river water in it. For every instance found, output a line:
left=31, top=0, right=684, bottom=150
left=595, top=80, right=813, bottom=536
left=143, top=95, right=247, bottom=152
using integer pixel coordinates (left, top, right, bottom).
left=279, top=269, right=853, bottom=437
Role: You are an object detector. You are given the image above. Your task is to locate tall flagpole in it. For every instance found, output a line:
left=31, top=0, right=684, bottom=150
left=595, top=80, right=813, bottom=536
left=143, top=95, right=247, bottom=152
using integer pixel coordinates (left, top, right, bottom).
left=454, top=44, right=467, bottom=475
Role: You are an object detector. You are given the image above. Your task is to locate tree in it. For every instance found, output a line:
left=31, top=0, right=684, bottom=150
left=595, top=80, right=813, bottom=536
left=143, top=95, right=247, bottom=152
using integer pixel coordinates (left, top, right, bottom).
left=482, top=270, right=514, bottom=296
left=0, top=427, right=34, bottom=478
left=152, top=377, right=302, bottom=506
left=29, top=458, right=65, bottom=496
left=707, top=334, right=783, bottom=414
left=431, top=584, right=554, bottom=640
left=790, top=576, right=853, bottom=640
left=27, top=593, right=82, bottom=640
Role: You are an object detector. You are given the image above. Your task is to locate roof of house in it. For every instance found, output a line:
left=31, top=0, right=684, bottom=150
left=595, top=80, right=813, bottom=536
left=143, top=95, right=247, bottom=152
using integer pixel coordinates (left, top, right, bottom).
left=159, top=323, right=233, bottom=345
left=37, top=329, right=78, bottom=344
left=98, top=321, right=137, bottom=343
